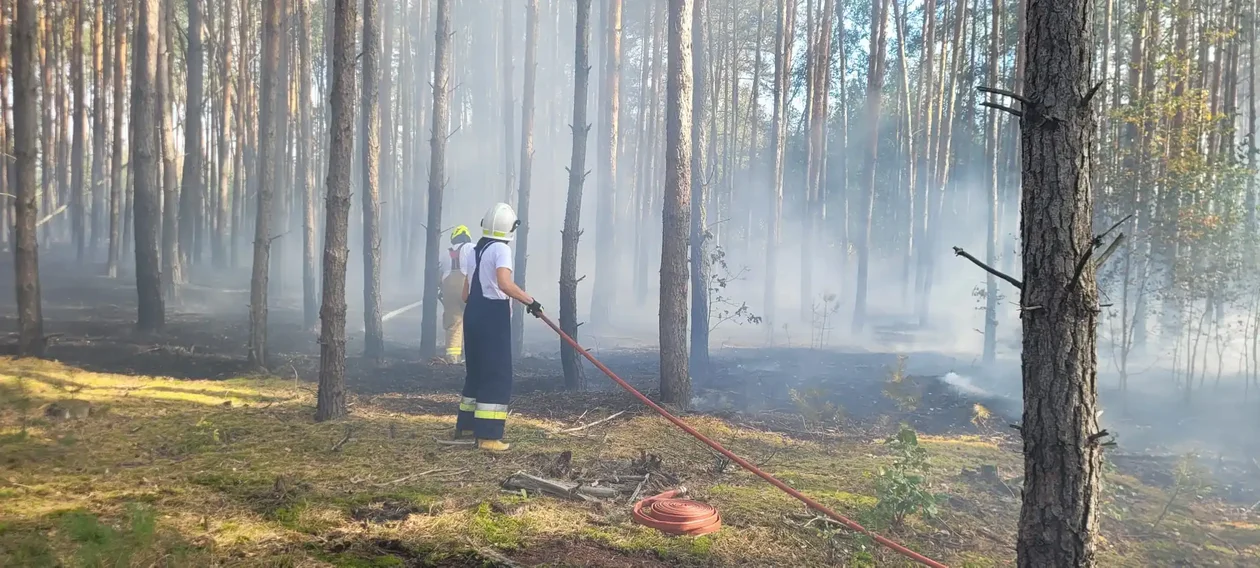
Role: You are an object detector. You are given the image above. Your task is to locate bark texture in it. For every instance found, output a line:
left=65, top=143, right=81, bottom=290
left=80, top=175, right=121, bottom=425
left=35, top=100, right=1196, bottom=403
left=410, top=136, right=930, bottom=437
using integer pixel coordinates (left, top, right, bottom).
left=131, top=0, right=164, bottom=332
left=13, top=0, right=45, bottom=356
left=590, top=0, right=621, bottom=327
left=1016, top=0, right=1103, bottom=563
left=249, top=0, right=284, bottom=367
left=511, top=0, right=540, bottom=358
left=316, top=0, right=358, bottom=423
left=361, top=0, right=384, bottom=362
left=688, top=0, right=710, bottom=373
left=107, top=0, right=126, bottom=278
left=660, top=0, right=693, bottom=406
left=561, top=0, right=592, bottom=392
left=419, top=0, right=451, bottom=358
left=179, top=0, right=204, bottom=267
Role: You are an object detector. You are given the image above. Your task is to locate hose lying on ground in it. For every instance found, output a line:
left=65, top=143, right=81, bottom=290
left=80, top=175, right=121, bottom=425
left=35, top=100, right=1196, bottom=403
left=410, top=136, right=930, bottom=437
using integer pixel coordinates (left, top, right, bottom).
left=632, top=489, right=722, bottom=536
left=534, top=313, right=951, bottom=568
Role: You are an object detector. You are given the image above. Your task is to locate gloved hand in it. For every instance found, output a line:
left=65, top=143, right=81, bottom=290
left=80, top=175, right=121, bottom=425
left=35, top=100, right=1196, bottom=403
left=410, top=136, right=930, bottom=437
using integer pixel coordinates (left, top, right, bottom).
left=526, top=300, right=544, bottom=318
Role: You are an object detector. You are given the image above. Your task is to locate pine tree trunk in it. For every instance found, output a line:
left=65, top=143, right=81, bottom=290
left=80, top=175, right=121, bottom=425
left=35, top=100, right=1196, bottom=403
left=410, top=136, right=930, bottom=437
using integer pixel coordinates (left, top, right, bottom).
left=661, top=0, right=693, bottom=407
left=0, top=0, right=10, bottom=254
left=39, top=2, right=53, bottom=245
left=1248, top=2, right=1257, bottom=236
left=250, top=0, right=284, bottom=367
left=316, top=0, right=358, bottom=423
left=803, top=0, right=833, bottom=321
left=379, top=0, right=395, bottom=284
left=132, top=0, right=164, bottom=332
left=1015, top=0, right=1103, bottom=562
left=300, top=0, right=318, bottom=331
left=214, top=0, right=235, bottom=268
left=107, top=0, right=126, bottom=278
left=361, top=0, right=385, bottom=362
left=157, top=0, right=181, bottom=298
left=13, top=0, right=45, bottom=356
left=511, top=0, right=539, bottom=359
left=853, top=0, right=888, bottom=333
left=179, top=0, right=204, bottom=269
left=419, top=0, right=452, bottom=359
left=70, top=0, right=86, bottom=260
left=232, top=0, right=249, bottom=270
left=763, top=0, right=794, bottom=340
left=590, top=0, right=621, bottom=328
left=501, top=0, right=515, bottom=201
left=561, top=0, right=592, bottom=392
left=981, top=0, right=1002, bottom=364
left=90, top=0, right=106, bottom=256
left=689, top=0, right=710, bottom=374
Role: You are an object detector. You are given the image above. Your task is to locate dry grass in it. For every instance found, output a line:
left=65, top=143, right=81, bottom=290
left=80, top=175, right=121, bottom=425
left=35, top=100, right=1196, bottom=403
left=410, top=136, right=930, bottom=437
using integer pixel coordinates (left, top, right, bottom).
left=2, top=357, right=1258, bottom=567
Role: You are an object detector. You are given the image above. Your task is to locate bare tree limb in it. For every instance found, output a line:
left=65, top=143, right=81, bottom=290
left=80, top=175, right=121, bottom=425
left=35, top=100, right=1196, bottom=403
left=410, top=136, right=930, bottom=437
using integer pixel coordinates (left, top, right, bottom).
left=952, top=247, right=1024, bottom=290
left=981, top=101, right=1024, bottom=118
left=1081, top=81, right=1105, bottom=107
left=977, top=85, right=1032, bottom=104
left=1093, top=234, right=1126, bottom=270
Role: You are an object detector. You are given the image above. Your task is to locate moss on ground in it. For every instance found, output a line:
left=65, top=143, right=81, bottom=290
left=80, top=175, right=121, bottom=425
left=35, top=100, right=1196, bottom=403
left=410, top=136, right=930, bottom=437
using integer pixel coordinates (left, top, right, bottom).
left=1, top=357, right=1256, bottom=566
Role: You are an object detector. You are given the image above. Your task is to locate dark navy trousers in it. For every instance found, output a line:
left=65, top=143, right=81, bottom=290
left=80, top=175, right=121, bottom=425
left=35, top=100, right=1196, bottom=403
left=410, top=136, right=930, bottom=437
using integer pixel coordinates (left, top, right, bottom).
left=454, top=241, right=513, bottom=440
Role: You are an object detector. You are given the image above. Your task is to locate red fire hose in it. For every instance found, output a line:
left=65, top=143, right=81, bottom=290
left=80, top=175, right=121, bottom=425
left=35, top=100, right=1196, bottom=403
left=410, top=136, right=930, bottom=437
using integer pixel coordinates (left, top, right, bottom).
left=534, top=313, right=950, bottom=568
left=632, top=489, right=722, bottom=536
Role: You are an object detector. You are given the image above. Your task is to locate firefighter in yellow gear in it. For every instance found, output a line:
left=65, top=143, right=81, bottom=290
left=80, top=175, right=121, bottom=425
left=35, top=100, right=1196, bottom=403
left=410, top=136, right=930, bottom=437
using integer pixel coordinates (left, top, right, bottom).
left=441, top=225, right=474, bottom=363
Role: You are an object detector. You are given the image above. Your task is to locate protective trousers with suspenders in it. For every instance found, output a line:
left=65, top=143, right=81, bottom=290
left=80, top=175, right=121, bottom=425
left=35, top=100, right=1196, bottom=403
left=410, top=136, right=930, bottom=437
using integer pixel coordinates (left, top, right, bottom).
left=455, top=240, right=512, bottom=441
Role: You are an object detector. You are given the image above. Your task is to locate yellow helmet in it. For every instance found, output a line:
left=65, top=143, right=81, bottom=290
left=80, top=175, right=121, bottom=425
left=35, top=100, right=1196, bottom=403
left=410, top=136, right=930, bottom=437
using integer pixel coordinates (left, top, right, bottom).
left=450, top=225, right=472, bottom=244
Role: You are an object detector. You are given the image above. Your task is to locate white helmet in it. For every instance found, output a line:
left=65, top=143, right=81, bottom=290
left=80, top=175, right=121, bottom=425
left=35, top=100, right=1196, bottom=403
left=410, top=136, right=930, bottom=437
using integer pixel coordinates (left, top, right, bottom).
left=481, top=202, right=520, bottom=241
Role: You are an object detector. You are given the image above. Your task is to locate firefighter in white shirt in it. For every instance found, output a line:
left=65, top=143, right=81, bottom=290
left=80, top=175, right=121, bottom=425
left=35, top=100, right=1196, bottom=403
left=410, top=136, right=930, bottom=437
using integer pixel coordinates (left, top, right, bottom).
left=454, top=203, right=543, bottom=451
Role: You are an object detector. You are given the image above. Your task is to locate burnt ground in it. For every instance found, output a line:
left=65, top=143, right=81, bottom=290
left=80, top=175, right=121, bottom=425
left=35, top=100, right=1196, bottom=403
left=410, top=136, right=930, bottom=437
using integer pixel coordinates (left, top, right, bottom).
left=2, top=255, right=1007, bottom=439
left=4, top=253, right=1260, bottom=533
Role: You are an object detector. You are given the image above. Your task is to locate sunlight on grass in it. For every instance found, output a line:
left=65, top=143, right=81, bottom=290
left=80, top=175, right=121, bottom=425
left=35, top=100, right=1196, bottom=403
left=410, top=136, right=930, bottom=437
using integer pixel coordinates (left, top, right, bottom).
left=0, top=357, right=1251, bottom=567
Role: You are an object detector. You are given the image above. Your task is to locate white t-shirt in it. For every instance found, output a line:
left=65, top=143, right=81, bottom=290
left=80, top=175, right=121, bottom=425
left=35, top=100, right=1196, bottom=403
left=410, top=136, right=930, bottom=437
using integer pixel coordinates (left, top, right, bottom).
left=461, top=240, right=514, bottom=300
left=440, top=242, right=470, bottom=281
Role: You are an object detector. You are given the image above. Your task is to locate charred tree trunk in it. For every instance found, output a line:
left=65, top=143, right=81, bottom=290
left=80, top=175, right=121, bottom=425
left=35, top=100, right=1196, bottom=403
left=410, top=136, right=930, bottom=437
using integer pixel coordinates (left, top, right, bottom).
left=561, top=0, right=592, bottom=392
left=132, top=0, right=164, bottom=332
left=179, top=0, right=204, bottom=268
left=107, top=0, right=127, bottom=278
left=660, top=0, right=693, bottom=407
left=1014, top=0, right=1103, bottom=563
left=316, top=0, right=358, bottom=423
left=689, top=0, right=710, bottom=374
left=249, top=0, right=284, bottom=367
left=419, top=0, right=451, bottom=359
left=511, top=0, right=539, bottom=358
left=13, top=0, right=45, bottom=356
left=300, top=0, right=318, bottom=331
left=852, top=0, right=888, bottom=333
left=590, top=0, right=621, bottom=328
left=361, top=0, right=385, bottom=362
left=70, top=0, right=86, bottom=260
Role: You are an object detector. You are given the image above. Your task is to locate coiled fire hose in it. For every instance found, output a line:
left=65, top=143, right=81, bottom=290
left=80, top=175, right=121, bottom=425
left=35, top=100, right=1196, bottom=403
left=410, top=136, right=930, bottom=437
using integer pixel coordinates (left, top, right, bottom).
left=632, top=488, right=722, bottom=536
left=534, top=313, right=950, bottom=568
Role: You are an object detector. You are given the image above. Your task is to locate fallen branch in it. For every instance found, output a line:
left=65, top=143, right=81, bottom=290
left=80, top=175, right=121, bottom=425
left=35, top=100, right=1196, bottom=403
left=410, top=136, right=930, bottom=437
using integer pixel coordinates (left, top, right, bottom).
left=1205, top=532, right=1240, bottom=555
left=473, top=547, right=525, bottom=568
left=952, top=247, right=1024, bottom=290
left=330, top=425, right=353, bottom=452
left=374, top=468, right=444, bottom=486
left=558, top=410, right=626, bottom=434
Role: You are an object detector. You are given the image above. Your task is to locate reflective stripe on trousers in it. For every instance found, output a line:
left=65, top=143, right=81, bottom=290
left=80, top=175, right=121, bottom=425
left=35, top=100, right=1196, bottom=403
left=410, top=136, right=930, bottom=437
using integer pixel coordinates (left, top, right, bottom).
left=455, top=239, right=514, bottom=440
